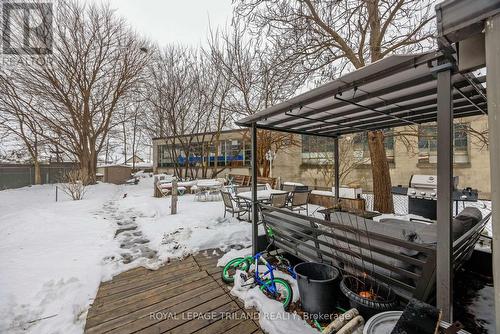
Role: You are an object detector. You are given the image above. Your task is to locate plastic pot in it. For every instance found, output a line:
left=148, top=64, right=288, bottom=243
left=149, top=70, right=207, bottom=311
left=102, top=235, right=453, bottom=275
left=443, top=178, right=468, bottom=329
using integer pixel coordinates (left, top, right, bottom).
left=294, top=262, right=341, bottom=319
left=340, top=275, right=398, bottom=319
left=363, top=311, right=402, bottom=334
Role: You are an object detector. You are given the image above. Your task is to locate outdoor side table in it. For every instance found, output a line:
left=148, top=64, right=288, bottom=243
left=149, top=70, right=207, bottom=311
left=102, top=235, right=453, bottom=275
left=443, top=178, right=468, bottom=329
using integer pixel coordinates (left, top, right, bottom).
left=318, top=207, right=382, bottom=221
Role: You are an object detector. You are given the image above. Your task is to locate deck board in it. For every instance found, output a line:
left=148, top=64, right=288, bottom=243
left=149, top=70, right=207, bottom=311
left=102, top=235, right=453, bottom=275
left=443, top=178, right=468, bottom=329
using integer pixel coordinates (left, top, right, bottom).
left=85, top=249, right=263, bottom=334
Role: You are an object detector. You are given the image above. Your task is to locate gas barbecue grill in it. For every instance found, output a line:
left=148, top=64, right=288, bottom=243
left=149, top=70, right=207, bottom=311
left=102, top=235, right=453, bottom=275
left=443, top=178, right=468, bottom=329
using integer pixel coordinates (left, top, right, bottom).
left=392, top=175, right=479, bottom=220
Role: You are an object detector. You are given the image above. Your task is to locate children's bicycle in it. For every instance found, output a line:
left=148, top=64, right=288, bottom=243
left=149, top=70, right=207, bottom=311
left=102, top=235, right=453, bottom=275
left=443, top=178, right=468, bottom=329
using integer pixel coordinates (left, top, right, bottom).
left=221, top=246, right=295, bottom=310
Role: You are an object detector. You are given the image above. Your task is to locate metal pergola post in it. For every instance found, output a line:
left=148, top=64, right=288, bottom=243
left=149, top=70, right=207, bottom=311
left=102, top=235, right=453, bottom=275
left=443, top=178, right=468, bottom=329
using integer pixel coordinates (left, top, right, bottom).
left=485, top=13, right=500, bottom=333
left=436, top=61, right=454, bottom=322
left=334, top=137, right=340, bottom=201
left=251, top=123, right=259, bottom=255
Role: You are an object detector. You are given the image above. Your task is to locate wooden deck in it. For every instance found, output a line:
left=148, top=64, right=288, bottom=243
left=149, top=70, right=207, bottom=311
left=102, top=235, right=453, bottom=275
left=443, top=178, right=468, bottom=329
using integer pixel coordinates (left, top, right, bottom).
left=85, top=249, right=263, bottom=334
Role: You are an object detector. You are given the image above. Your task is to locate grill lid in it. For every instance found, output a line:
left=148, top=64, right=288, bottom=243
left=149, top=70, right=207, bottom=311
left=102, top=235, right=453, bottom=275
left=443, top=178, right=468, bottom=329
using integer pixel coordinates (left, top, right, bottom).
left=410, top=175, right=437, bottom=189
left=409, top=175, right=459, bottom=189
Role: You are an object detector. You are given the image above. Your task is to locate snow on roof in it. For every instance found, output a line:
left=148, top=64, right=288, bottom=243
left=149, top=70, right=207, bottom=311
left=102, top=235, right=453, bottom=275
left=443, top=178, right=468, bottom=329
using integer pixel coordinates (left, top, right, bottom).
left=97, top=163, right=132, bottom=168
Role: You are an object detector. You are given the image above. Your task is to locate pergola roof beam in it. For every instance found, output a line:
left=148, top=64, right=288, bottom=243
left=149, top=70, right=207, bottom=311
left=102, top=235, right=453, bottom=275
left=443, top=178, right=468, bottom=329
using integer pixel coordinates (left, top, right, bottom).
left=238, top=53, right=442, bottom=127
left=292, top=84, right=480, bottom=132
left=319, top=108, right=482, bottom=137
left=236, top=52, right=487, bottom=138
left=301, top=95, right=485, bottom=134
left=316, top=106, right=483, bottom=136
left=283, top=109, right=369, bottom=133
left=263, top=73, right=437, bottom=127
left=454, top=85, right=487, bottom=115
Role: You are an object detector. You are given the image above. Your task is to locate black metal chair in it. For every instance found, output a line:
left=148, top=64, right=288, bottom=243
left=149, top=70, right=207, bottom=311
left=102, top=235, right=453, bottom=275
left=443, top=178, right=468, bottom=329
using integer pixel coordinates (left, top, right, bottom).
left=221, top=190, right=251, bottom=220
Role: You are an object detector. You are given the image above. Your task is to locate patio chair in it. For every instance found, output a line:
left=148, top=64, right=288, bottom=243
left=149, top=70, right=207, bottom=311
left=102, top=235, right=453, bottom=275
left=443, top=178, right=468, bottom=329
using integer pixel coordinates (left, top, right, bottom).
left=287, top=190, right=310, bottom=215
left=220, top=190, right=251, bottom=220
left=193, top=186, right=207, bottom=201
left=270, top=193, right=288, bottom=208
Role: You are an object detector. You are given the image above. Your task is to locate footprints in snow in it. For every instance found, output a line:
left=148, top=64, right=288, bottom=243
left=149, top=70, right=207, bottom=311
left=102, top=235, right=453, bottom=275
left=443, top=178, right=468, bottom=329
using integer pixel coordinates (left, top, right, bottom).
left=101, top=201, right=157, bottom=264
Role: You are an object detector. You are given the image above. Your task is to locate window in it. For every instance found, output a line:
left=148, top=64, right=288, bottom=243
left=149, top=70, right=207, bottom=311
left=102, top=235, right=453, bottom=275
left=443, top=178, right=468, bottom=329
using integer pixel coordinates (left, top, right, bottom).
left=186, top=143, right=204, bottom=166
left=157, top=137, right=250, bottom=168
left=301, top=135, right=334, bottom=164
left=418, top=124, right=469, bottom=164
left=157, top=144, right=178, bottom=167
left=351, top=129, right=395, bottom=163
left=454, top=124, right=469, bottom=163
left=244, top=141, right=251, bottom=166
left=301, top=130, right=394, bottom=165
left=224, top=139, right=245, bottom=167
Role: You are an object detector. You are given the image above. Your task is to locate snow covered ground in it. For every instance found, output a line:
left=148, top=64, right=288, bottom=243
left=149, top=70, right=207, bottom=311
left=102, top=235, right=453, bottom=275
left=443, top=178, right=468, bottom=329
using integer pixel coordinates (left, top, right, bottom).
left=0, top=178, right=251, bottom=333
left=0, top=178, right=494, bottom=333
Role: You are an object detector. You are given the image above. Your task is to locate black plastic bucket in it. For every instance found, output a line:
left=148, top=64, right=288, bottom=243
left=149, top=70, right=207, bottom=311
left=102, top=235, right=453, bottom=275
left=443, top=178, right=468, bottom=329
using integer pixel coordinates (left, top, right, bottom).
left=294, top=262, right=341, bottom=319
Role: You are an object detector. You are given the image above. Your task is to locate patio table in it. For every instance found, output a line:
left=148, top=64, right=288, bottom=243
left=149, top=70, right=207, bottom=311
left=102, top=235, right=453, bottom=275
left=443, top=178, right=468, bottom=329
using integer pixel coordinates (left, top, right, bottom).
left=318, top=207, right=382, bottom=221
left=193, top=179, right=224, bottom=201
left=236, top=189, right=287, bottom=202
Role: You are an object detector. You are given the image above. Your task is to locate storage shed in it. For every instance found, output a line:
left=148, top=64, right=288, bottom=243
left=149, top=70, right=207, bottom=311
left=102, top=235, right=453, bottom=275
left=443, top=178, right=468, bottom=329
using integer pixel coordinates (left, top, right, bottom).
left=97, top=165, right=132, bottom=185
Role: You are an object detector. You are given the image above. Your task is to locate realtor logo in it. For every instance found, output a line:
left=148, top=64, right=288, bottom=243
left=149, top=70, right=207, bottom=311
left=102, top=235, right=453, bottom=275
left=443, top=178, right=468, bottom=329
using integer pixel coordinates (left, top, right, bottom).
left=2, top=2, right=53, bottom=55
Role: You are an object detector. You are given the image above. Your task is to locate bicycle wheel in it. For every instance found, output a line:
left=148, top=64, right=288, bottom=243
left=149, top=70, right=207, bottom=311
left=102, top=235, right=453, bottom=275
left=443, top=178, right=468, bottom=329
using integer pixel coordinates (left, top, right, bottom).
left=260, top=278, right=293, bottom=310
left=221, top=257, right=250, bottom=283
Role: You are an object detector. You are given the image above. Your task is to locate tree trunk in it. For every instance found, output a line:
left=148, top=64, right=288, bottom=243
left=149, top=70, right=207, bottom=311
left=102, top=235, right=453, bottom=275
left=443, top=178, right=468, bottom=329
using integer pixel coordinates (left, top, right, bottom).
left=367, top=130, right=394, bottom=213
left=212, top=136, right=220, bottom=178
left=89, top=150, right=97, bottom=184
left=79, top=146, right=97, bottom=185
left=34, top=160, right=42, bottom=185
left=105, top=136, right=110, bottom=164
left=261, top=159, right=270, bottom=177
left=122, top=121, right=127, bottom=164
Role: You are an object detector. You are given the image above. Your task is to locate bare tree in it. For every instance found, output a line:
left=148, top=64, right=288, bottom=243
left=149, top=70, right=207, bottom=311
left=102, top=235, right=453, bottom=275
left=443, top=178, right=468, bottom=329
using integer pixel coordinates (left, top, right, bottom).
left=144, top=44, right=236, bottom=179
left=113, top=90, right=147, bottom=169
left=144, top=45, right=200, bottom=178
left=233, top=0, right=435, bottom=212
left=11, top=1, right=150, bottom=183
left=207, top=23, right=307, bottom=176
left=303, top=135, right=371, bottom=187
left=0, top=76, right=46, bottom=183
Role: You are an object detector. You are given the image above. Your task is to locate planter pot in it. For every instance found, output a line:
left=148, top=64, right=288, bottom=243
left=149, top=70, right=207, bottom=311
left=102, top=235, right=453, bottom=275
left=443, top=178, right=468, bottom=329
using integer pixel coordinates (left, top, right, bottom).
left=340, top=276, right=398, bottom=319
left=363, top=311, right=402, bottom=334
left=294, top=262, right=341, bottom=319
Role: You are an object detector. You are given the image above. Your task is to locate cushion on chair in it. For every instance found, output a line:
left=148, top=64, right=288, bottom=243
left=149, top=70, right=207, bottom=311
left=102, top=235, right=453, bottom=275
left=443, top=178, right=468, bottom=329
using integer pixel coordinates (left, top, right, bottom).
left=452, top=207, right=482, bottom=240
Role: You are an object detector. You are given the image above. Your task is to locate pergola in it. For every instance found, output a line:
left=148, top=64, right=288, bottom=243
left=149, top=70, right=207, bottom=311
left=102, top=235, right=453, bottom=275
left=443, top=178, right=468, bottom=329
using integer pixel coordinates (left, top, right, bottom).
left=236, top=0, right=500, bottom=326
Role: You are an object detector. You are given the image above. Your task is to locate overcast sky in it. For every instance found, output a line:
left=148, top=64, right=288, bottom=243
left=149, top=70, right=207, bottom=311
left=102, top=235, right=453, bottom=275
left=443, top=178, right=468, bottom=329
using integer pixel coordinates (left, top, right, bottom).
left=87, top=0, right=234, bottom=47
